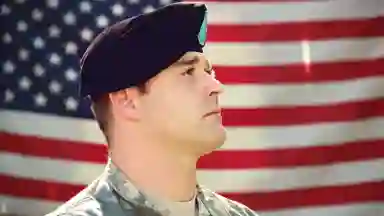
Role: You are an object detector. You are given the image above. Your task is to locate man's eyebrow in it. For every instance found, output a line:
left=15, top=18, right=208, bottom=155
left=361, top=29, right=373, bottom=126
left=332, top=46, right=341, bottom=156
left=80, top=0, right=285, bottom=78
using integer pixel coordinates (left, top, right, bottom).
left=177, top=56, right=212, bottom=70
left=177, top=56, right=200, bottom=65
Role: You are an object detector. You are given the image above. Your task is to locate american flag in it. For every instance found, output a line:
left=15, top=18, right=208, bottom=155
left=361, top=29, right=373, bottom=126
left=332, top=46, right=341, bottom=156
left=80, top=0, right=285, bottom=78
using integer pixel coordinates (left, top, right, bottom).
left=1, top=0, right=384, bottom=215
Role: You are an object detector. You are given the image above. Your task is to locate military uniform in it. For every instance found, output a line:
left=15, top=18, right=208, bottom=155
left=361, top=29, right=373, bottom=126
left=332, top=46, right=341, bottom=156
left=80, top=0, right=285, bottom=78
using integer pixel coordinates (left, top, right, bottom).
left=45, top=2, right=260, bottom=216
left=45, top=160, right=258, bottom=216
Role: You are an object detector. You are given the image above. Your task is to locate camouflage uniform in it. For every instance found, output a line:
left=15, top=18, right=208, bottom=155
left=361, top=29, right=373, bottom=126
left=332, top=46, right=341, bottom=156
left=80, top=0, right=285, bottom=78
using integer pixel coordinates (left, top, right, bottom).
left=45, top=160, right=259, bottom=216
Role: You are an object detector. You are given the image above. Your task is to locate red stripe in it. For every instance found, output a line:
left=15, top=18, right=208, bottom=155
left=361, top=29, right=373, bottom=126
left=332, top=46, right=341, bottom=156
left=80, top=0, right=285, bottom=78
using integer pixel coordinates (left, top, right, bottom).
left=0, top=175, right=84, bottom=202
left=208, top=17, right=384, bottom=42
left=223, top=98, right=384, bottom=126
left=1, top=175, right=383, bottom=210
left=0, top=132, right=108, bottom=164
left=215, top=58, right=384, bottom=84
left=198, top=139, right=384, bottom=169
left=1, top=133, right=383, bottom=168
left=222, top=181, right=384, bottom=211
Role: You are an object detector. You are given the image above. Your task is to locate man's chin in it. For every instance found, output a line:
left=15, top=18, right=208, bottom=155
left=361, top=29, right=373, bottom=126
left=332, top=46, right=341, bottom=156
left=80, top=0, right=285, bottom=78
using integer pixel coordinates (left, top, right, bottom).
left=196, top=132, right=227, bottom=156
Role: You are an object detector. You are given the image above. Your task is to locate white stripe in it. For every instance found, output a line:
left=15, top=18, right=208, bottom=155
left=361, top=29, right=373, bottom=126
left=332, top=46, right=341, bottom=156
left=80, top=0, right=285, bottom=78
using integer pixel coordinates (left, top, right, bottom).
left=0, top=109, right=106, bottom=145
left=1, top=153, right=383, bottom=192
left=200, top=159, right=384, bottom=192
left=0, top=196, right=59, bottom=216
left=205, top=37, right=384, bottom=66
left=261, top=203, right=384, bottom=216
left=223, top=117, right=384, bottom=150
left=1, top=110, right=384, bottom=150
left=1, top=197, right=382, bottom=216
left=205, top=0, right=384, bottom=24
left=0, top=153, right=103, bottom=185
left=223, top=77, right=384, bottom=108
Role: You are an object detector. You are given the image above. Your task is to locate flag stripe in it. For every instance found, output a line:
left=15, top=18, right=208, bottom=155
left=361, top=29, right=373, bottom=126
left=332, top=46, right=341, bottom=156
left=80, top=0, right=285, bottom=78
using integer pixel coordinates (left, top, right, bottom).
left=2, top=110, right=384, bottom=150
left=223, top=181, right=384, bottom=211
left=208, top=17, right=384, bottom=42
left=222, top=118, right=384, bottom=150
left=1, top=174, right=382, bottom=211
left=204, top=0, right=384, bottom=24
left=1, top=152, right=383, bottom=192
left=223, top=77, right=384, bottom=108
left=198, top=140, right=384, bottom=169
left=223, top=99, right=384, bottom=126
left=206, top=37, right=384, bottom=66
left=2, top=131, right=383, bottom=168
left=0, top=132, right=107, bottom=164
left=201, top=160, right=384, bottom=192
left=215, top=58, right=384, bottom=84
left=0, top=196, right=59, bottom=216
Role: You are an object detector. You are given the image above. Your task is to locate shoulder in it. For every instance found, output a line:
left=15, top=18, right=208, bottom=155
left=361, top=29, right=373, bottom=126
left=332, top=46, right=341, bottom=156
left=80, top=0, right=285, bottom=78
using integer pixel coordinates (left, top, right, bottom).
left=44, top=174, right=139, bottom=216
left=224, top=196, right=259, bottom=216
left=44, top=178, right=106, bottom=216
left=199, top=186, right=259, bottom=216
left=44, top=196, right=102, bottom=216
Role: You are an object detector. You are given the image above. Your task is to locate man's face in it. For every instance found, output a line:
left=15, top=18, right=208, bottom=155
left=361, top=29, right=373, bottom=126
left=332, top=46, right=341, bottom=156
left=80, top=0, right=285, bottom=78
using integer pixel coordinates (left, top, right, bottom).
left=138, top=51, right=226, bottom=156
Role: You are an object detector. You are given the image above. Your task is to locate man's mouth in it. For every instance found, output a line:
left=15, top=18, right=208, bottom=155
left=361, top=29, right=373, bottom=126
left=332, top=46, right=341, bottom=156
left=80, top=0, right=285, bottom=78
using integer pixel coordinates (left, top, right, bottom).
left=204, top=109, right=222, bottom=117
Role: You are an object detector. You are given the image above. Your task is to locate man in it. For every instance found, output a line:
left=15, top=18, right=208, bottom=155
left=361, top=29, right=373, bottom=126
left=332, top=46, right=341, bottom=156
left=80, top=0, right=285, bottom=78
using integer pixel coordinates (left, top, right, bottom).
left=46, top=2, right=259, bottom=216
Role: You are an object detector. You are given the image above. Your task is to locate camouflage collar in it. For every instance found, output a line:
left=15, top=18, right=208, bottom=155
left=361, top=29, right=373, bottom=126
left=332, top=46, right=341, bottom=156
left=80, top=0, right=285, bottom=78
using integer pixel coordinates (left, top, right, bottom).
left=104, top=159, right=218, bottom=215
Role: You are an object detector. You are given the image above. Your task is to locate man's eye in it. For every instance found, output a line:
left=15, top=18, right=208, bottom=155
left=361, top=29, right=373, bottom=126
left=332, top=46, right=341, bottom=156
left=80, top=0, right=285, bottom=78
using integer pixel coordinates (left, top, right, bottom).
left=182, top=68, right=194, bottom=76
left=205, top=68, right=213, bottom=75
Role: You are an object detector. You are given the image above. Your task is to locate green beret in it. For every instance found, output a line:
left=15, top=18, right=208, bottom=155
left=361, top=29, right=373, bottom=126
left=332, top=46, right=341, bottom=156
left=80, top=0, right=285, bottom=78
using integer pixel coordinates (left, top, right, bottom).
left=79, top=2, right=208, bottom=99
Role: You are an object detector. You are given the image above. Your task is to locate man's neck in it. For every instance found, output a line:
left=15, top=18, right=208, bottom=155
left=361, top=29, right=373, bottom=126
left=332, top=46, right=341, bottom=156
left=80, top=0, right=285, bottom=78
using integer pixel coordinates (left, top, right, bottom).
left=109, top=139, right=198, bottom=202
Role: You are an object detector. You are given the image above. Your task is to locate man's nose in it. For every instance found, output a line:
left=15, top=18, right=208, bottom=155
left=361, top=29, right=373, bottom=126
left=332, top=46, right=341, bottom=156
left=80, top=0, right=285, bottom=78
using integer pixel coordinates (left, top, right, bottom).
left=205, top=72, right=224, bottom=96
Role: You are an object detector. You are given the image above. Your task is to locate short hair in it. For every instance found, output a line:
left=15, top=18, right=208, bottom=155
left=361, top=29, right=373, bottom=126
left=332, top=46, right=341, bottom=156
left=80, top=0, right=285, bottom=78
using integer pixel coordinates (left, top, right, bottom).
left=90, top=94, right=112, bottom=143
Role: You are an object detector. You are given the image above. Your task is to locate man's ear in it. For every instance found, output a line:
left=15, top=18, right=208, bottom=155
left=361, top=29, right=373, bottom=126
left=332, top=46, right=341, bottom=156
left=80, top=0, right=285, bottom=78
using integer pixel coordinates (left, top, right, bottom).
left=108, top=88, right=140, bottom=120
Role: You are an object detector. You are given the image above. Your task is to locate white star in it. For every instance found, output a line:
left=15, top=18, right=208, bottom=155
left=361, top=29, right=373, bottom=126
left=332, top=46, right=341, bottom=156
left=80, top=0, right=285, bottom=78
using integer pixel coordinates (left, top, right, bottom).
left=111, top=3, right=124, bottom=16
left=49, top=53, right=61, bottom=65
left=1, top=5, right=11, bottom=16
left=19, top=76, right=32, bottom=90
left=142, top=5, right=155, bottom=13
left=46, top=0, right=59, bottom=9
left=127, top=0, right=139, bottom=4
left=96, top=15, right=109, bottom=28
left=18, top=48, right=29, bottom=61
left=159, top=0, right=172, bottom=5
left=3, top=33, right=12, bottom=44
left=17, top=20, right=28, bottom=32
left=34, top=92, right=47, bottom=107
left=3, top=60, right=15, bottom=74
left=80, top=28, right=94, bottom=41
left=65, top=68, right=78, bottom=82
left=48, top=25, right=61, bottom=38
left=33, top=36, right=45, bottom=49
left=79, top=1, right=92, bottom=13
left=4, top=89, right=15, bottom=103
left=65, top=41, right=78, bottom=55
left=33, top=64, right=45, bottom=77
left=63, top=11, right=76, bottom=25
left=49, top=80, right=62, bottom=94
left=31, top=8, right=44, bottom=21
left=64, top=97, right=79, bottom=111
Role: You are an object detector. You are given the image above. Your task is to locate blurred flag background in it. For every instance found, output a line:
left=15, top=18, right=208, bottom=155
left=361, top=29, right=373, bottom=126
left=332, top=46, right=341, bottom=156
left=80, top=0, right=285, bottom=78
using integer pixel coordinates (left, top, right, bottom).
left=1, top=0, right=384, bottom=215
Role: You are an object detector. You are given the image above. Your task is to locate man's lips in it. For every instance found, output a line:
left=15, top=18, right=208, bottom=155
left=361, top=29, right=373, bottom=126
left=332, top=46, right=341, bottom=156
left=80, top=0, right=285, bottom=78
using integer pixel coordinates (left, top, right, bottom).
left=204, top=109, right=222, bottom=117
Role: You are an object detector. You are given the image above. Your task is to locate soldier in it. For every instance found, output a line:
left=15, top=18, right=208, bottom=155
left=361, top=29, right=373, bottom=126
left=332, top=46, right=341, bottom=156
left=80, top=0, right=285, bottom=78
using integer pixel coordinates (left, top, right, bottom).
left=46, top=2, right=259, bottom=216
